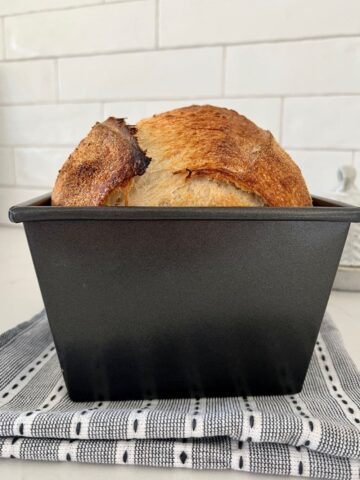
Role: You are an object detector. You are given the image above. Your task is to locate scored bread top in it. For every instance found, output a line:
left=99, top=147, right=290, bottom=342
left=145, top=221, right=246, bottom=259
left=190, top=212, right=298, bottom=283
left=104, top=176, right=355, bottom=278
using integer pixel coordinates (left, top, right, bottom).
left=135, top=105, right=312, bottom=207
left=52, top=117, right=150, bottom=206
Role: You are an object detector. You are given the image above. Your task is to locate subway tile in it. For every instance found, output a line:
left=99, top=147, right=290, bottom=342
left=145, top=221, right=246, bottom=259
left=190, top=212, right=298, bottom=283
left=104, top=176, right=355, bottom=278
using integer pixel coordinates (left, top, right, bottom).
left=0, top=103, right=102, bottom=145
left=15, top=147, right=71, bottom=187
left=104, top=97, right=281, bottom=138
left=283, top=96, right=360, bottom=149
left=5, top=1, right=155, bottom=59
left=225, top=38, right=360, bottom=96
left=0, top=186, right=47, bottom=225
left=287, top=149, right=353, bottom=196
left=0, top=147, right=15, bottom=185
left=0, top=60, right=56, bottom=103
left=59, top=47, right=222, bottom=100
left=0, top=0, right=101, bottom=16
left=160, top=0, right=360, bottom=47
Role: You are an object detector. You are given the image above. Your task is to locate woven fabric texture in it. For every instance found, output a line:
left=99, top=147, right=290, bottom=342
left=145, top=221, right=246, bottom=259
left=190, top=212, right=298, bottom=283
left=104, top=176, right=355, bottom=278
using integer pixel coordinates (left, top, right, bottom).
left=0, top=311, right=359, bottom=479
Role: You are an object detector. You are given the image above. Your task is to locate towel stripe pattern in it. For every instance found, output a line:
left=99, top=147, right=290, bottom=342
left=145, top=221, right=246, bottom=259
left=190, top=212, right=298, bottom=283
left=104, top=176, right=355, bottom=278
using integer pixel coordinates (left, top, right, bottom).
left=0, top=311, right=359, bottom=479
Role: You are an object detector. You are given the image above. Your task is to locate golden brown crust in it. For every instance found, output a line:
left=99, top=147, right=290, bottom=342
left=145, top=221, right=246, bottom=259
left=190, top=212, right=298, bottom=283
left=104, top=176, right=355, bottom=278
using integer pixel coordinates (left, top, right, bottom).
left=136, top=105, right=312, bottom=207
left=52, top=117, right=150, bottom=207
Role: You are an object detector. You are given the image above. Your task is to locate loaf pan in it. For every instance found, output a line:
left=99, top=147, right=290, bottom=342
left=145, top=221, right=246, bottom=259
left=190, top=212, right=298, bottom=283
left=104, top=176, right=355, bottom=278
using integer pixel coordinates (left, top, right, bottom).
left=9, top=195, right=360, bottom=401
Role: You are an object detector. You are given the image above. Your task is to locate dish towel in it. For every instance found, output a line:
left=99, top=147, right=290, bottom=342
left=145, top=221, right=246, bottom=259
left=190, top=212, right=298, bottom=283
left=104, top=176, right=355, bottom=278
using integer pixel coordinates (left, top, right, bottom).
left=0, top=311, right=359, bottom=480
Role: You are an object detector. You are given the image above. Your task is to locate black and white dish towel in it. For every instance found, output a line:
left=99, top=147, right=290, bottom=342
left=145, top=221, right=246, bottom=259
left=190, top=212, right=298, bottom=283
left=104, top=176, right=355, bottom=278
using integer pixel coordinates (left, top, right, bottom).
left=0, top=310, right=359, bottom=480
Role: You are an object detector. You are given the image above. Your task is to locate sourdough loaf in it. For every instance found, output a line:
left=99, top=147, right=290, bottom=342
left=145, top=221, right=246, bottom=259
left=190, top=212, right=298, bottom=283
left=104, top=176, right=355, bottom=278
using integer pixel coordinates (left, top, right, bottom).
left=52, top=106, right=312, bottom=207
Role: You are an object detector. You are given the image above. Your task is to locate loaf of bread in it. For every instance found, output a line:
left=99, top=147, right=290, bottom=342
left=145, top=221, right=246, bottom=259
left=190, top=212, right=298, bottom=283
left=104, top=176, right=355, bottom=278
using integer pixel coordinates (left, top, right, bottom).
left=52, top=105, right=312, bottom=207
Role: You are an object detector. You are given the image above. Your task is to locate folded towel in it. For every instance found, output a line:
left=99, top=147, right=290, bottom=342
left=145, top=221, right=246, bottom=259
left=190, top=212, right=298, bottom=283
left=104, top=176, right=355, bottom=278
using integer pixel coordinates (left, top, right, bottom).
left=0, top=311, right=359, bottom=479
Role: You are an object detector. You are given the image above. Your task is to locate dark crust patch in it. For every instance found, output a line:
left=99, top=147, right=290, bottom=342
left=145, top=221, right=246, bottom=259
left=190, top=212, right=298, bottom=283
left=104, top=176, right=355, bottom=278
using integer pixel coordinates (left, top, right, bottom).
left=52, top=118, right=151, bottom=206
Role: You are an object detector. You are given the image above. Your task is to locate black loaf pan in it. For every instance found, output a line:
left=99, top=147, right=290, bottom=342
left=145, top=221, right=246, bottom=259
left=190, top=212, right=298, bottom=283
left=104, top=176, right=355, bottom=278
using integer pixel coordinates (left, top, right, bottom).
left=9, top=194, right=360, bottom=401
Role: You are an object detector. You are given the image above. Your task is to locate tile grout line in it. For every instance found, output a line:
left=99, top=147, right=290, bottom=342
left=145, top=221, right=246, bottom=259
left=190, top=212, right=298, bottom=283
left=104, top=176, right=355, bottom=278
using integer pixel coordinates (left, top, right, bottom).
left=1, top=34, right=360, bottom=64
left=0, top=46, right=156, bottom=64
left=154, top=0, right=159, bottom=48
left=0, top=0, right=145, bottom=19
left=156, top=33, right=360, bottom=50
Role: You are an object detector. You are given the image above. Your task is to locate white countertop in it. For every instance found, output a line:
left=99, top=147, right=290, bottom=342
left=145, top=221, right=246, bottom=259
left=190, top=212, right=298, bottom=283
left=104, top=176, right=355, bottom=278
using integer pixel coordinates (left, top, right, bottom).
left=0, top=225, right=359, bottom=480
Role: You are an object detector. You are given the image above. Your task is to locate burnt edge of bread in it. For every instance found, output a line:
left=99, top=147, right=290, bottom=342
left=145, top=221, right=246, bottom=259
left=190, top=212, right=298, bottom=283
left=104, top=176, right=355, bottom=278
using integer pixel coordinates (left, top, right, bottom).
left=52, top=117, right=151, bottom=207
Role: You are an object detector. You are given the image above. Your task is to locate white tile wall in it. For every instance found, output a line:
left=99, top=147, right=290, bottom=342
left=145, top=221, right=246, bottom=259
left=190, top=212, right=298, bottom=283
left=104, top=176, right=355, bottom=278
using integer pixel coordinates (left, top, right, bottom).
left=160, top=0, right=360, bottom=47
left=225, top=38, right=360, bottom=96
left=59, top=48, right=223, bottom=101
left=0, top=148, right=15, bottom=185
left=5, top=2, right=155, bottom=59
left=0, top=103, right=101, bottom=146
left=15, top=147, right=72, bottom=187
left=283, top=97, right=360, bottom=149
left=0, top=60, right=56, bottom=104
left=0, top=0, right=358, bottom=223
